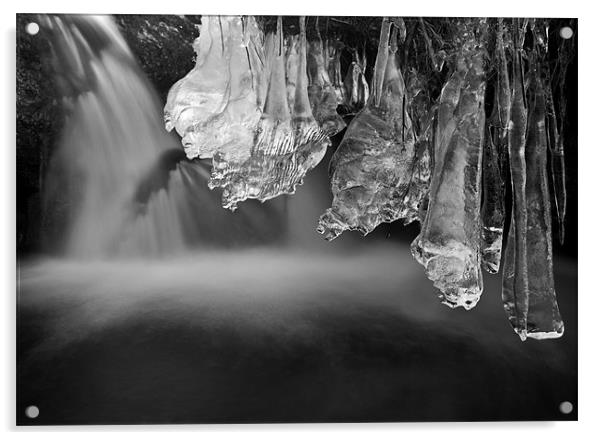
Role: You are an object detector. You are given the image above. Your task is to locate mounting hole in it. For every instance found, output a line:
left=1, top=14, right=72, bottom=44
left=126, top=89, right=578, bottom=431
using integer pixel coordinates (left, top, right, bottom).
left=559, top=27, right=574, bottom=39
left=559, top=401, right=573, bottom=414
left=25, top=405, right=39, bottom=419
left=25, top=22, right=40, bottom=36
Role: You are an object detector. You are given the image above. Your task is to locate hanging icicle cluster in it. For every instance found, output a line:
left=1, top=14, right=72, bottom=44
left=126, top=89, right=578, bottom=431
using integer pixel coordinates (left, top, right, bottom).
left=165, top=16, right=343, bottom=210
left=164, top=16, right=574, bottom=341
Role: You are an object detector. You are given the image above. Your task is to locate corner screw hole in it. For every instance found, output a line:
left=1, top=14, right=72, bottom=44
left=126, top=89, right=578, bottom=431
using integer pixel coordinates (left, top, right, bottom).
left=25, top=405, right=39, bottom=419
left=559, top=27, right=574, bottom=39
left=559, top=401, right=573, bottom=414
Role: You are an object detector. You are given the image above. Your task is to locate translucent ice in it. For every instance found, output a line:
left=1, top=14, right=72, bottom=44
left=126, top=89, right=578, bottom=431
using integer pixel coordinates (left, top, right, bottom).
left=307, top=23, right=346, bottom=136
left=411, top=19, right=487, bottom=310
left=209, top=17, right=330, bottom=210
left=317, top=20, right=422, bottom=240
left=285, top=35, right=300, bottom=113
left=343, top=48, right=369, bottom=112
left=324, top=39, right=346, bottom=105
left=502, top=68, right=564, bottom=340
left=481, top=20, right=511, bottom=274
left=164, top=16, right=263, bottom=162
left=503, top=21, right=530, bottom=333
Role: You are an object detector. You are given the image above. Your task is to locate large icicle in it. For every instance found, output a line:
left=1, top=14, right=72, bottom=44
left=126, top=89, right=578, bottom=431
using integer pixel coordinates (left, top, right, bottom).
left=163, top=16, right=263, bottom=162
left=411, top=19, right=487, bottom=310
left=480, top=19, right=511, bottom=273
left=503, top=47, right=564, bottom=341
left=548, top=26, right=572, bottom=244
left=317, top=20, right=420, bottom=240
left=502, top=19, right=530, bottom=335
left=525, top=76, right=564, bottom=339
left=210, top=16, right=330, bottom=210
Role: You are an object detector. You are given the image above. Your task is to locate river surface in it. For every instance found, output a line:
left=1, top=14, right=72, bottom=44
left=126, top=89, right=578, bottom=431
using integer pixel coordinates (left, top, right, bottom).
left=17, top=246, right=577, bottom=424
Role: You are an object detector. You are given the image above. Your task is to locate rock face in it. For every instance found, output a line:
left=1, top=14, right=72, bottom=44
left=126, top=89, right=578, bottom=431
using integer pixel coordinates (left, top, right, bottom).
left=317, top=20, right=423, bottom=241
left=411, top=19, right=487, bottom=310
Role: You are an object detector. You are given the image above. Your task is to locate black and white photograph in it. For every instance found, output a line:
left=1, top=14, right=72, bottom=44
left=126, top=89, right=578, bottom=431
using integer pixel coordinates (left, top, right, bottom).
left=13, top=7, right=580, bottom=428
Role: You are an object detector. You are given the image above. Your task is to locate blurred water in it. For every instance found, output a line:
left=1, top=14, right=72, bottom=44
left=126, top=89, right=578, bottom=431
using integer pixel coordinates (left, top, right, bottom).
left=40, top=15, right=289, bottom=257
left=17, top=248, right=577, bottom=423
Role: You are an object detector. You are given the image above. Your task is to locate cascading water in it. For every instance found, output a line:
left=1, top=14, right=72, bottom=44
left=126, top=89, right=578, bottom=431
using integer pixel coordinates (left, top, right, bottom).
left=40, top=14, right=287, bottom=258
left=40, top=14, right=188, bottom=257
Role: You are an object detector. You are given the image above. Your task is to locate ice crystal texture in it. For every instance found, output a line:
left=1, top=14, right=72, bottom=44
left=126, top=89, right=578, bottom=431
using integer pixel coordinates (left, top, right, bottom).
left=343, top=48, right=369, bottom=112
left=317, top=21, right=425, bottom=240
left=164, top=16, right=262, bottom=162
left=411, top=20, right=487, bottom=310
left=503, top=65, right=564, bottom=340
left=480, top=20, right=510, bottom=274
left=209, top=17, right=330, bottom=210
left=307, top=29, right=346, bottom=136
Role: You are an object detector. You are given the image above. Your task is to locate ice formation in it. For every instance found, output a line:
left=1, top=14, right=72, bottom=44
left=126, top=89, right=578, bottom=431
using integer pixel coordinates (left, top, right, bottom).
left=162, top=16, right=573, bottom=340
left=343, top=48, right=369, bottom=112
left=502, top=22, right=564, bottom=340
left=480, top=19, right=511, bottom=274
left=307, top=20, right=346, bottom=136
left=411, top=19, right=487, bottom=310
left=209, top=17, right=330, bottom=210
left=164, top=16, right=263, bottom=162
left=324, top=39, right=346, bottom=105
left=317, top=20, right=423, bottom=240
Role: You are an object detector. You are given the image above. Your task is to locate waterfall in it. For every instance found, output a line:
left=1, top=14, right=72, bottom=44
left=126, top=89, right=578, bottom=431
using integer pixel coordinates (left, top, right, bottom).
left=40, top=14, right=287, bottom=258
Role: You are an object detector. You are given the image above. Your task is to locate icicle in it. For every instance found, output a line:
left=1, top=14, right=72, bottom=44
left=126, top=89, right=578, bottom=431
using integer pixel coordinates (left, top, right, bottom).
left=502, top=19, right=530, bottom=337
left=253, top=17, right=295, bottom=157
left=325, top=39, right=346, bottom=105
left=522, top=75, right=564, bottom=339
left=163, top=16, right=236, bottom=159
left=209, top=16, right=329, bottom=210
left=411, top=18, right=487, bottom=310
left=480, top=129, right=505, bottom=273
left=372, top=18, right=391, bottom=107
left=549, top=26, right=572, bottom=244
left=285, top=35, right=300, bottom=114
left=480, top=20, right=511, bottom=274
left=288, top=15, right=330, bottom=186
left=317, top=20, right=419, bottom=240
left=343, top=48, right=369, bottom=112
left=307, top=19, right=346, bottom=136
left=503, top=24, right=564, bottom=340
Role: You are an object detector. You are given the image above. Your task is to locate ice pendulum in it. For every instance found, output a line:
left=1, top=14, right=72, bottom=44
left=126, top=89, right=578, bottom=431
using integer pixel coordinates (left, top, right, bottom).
left=524, top=75, right=564, bottom=338
left=209, top=16, right=329, bottom=210
left=502, top=35, right=564, bottom=340
left=317, top=19, right=420, bottom=240
left=550, top=27, right=572, bottom=244
left=411, top=18, right=487, bottom=309
left=502, top=19, right=530, bottom=335
left=288, top=16, right=331, bottom=181
left=163, top=16, right=237, bottom=159
left=480, top=19, right=511, bottom=274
